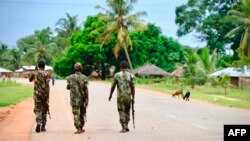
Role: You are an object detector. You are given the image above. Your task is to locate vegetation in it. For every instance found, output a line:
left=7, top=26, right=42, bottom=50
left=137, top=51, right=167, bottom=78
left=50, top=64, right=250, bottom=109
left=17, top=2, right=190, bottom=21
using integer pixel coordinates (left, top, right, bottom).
left=136, top=78, right=250, bottom=109
left=0, top=81, right=33, bottom=107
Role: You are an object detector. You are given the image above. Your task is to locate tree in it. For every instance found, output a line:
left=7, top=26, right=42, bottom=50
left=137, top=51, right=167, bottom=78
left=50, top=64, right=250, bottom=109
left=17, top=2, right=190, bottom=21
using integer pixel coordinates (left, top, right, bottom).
left=6, top=48, right=22, bottom=70
left=55, top=13, right=81, bottom=39
left=184, top=50, right=206, bottom=88
left=175, top=0, right=240, bottom=53
left=129, top=24, right=185, bottom=72
left=0, top=43, right=9, bottom=67
left=94, top=0, right=147, bottom=70
left=218, top=75, right=231, bottom=94
left=198, top=48, right=217, bottom=74
left=226, top=0, right=250, bottom=57
left=54, top=16, right=108, bottom=77
left=21, top=27, right=55, bottom=65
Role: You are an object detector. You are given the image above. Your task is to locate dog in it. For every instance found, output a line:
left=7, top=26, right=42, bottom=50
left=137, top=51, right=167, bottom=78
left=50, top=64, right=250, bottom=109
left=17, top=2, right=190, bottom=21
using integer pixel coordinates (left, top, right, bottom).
left=183, top=91, right=190, bottom=101
left=172, top=89, right=183, bottom=98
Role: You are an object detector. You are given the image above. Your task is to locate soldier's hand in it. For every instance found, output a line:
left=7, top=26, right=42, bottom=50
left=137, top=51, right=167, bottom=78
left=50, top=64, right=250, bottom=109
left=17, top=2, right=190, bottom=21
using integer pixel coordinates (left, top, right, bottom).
left=108, top=95, right=112, bottom=101
left=131, top=99, right=135, bottom=104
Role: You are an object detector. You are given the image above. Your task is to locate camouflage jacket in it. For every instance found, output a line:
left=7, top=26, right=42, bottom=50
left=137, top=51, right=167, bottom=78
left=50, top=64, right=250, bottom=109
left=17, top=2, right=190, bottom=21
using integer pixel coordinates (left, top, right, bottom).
left=67, top=72, right=88, bottom=106
left=32, top=70, right=51, bottom=99
left=112, top=70, right=134, bottom=98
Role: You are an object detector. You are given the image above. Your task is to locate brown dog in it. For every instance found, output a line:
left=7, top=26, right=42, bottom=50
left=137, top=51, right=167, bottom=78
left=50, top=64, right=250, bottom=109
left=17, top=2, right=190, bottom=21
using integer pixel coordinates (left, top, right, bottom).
left=172, top=89, right=183, bottom=98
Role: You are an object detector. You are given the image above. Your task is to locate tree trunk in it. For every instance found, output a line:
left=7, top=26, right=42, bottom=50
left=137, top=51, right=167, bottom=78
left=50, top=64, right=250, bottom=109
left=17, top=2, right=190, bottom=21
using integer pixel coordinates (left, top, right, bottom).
left=122, top=42, right=133, bottom=70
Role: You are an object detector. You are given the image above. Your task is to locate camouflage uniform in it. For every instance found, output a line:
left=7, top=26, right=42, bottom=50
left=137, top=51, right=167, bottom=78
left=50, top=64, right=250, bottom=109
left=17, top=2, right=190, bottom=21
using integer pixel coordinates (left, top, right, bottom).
left=67, top=72, right=88, bottom=129
left=112, top=70, right=134, bottom=126
left=32, top=70, right=51, bottom=125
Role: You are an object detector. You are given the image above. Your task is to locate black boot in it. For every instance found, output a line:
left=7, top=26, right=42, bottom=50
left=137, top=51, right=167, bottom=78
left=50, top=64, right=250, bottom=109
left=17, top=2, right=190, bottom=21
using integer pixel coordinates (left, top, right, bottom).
left=41, top=124, right=46, bottom=132
left=35, top=123, right=41, bottom=133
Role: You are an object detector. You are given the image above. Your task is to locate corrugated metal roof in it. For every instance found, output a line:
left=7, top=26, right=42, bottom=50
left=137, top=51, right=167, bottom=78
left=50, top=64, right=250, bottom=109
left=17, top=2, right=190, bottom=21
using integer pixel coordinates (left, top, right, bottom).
left=22, top=66, right=53, bottom=71
left=210, top=67, right=250, bottom=77
left=0, top=68, right=12, bottom=73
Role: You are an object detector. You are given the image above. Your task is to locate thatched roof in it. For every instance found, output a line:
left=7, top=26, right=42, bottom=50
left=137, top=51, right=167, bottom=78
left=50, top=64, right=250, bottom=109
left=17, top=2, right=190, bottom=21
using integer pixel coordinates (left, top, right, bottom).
left=132, top=63, right=170, bottom=77
left=170, top=66, right=185, bottom=77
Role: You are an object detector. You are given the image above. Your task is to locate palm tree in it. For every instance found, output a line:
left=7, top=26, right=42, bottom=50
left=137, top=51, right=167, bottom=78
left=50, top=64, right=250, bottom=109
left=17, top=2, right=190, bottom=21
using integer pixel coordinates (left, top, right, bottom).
left=94, top=0, right=147, bottom=70
left=226, top=0, right=250, bottom=56
left=184, top=50, right=202, bottom=88
left=55, top=13, right=80, bottom=39
left=23, top=27, right=55, bottom=65
left=0, top=43, right=9, bottom=66
left=7, top=48, right=22, bottom=70
left=199, top=48, right=217, bottom=74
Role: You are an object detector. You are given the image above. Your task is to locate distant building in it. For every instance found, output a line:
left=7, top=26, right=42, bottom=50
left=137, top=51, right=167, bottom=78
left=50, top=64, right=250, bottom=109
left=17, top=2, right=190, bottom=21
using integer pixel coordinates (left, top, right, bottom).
left=14, top=66, right=53, bottom=78
left=210, top=67, right=250, bottom=87
left=132, top=63, right=170, bottom=77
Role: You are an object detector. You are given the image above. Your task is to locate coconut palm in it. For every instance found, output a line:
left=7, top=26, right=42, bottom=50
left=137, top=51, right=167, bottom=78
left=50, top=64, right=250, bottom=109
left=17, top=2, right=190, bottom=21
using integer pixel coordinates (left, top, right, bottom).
left=199, top=48, right=217, bottom=74
left=226, top=0, right=250, bottom=56
left=55, top=13, right=80, bottom=39
left=23, top=27, right=55, bottom=65
left=94, top=0, right=147, bottom=70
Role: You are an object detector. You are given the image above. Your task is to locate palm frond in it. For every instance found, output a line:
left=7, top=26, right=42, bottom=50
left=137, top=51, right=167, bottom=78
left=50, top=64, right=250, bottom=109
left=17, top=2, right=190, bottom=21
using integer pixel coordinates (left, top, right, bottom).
left=114, top=40, right=121, bottom=58
left=225, top=27, right=242, bottom=38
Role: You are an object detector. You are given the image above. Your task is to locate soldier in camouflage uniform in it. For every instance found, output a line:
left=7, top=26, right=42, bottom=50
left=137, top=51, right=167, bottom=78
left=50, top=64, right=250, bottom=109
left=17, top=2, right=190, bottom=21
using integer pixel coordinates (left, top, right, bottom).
left=67, top=63, right=89, bottom=134
left=109, top=61, right=135, bottom=133
left=29, top=60, right=51, bottom=133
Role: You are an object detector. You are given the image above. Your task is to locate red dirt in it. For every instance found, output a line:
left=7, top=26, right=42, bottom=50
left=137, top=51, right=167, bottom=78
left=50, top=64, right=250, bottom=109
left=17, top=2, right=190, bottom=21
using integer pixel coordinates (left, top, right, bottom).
left=0, top=98, right=35, bottom=141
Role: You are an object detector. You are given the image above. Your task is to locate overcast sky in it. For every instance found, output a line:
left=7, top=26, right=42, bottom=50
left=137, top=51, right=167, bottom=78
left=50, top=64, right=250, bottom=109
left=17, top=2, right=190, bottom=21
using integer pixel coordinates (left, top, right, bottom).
left=0, top=0, right=204, bottom=48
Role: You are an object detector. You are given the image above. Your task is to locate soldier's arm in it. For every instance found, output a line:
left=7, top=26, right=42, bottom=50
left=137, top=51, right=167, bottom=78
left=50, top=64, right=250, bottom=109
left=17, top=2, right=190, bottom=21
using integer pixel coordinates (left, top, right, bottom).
left=109, top=77, right=117, bottom=101
left=29, top=73, right=35, bottom=82
left=66, top=78, right=71, bottom=90
left=84, top=87, right=89, bottom=104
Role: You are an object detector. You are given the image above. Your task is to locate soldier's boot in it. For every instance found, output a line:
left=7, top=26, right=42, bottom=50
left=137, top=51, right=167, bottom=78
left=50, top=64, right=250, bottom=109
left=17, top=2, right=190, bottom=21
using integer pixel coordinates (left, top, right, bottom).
left=74, top=128, right=82, bottom=134
left=35, top=123, right=41, bottom=133
left=41, top=124, right=46, bottom=132
left=120, top=124, right=126, bottom=133
left=125, top=124, right=130, bottom=132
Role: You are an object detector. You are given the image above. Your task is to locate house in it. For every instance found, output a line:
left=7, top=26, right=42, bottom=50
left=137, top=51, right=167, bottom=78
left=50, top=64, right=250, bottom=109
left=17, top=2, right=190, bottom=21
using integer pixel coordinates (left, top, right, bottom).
left=132, top=63, right=170, bottom=77
left=210, top=67, right=250, bottom=87
left=15, top=66, right=53, bottom=78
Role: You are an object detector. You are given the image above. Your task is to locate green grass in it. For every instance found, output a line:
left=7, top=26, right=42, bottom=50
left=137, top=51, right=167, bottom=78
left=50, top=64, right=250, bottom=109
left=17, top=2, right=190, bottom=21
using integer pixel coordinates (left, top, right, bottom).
left=138, top=82, right=250, bottom=109
left=0, top=80, right=33, bottom=107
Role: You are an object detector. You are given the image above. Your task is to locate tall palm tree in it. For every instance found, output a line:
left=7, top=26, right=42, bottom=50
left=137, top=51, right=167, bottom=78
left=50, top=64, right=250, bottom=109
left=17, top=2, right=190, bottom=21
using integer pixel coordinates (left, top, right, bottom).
left=55, top=13, right=81, bottom=39
left=94, top=0, right=147, bottom=70
left=8, top=48, right=22, bottom=70
left=199, top=48, right=217, bottom=74
left=23, top=27, right=55, bottom=65
left=226, top=0, right=250, bottom=56
left=0, top=43, right=8, bottom=66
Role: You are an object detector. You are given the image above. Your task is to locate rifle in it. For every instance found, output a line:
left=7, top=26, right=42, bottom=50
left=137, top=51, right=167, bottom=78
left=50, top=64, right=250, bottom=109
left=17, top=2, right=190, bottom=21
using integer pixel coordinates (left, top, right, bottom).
left=45, top=81, right=51, bottom=119
left=132, top=102, right=135, bottom=129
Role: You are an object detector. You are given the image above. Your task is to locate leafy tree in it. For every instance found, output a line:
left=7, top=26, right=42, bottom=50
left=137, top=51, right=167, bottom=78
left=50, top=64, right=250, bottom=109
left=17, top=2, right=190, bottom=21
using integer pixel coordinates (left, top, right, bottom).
left=175, top=0, right=240, bottom=53
left=130, top=24, right=185, bottom=72
left=54, top=16, right=108, bottom=77
left=226, top=0, right=250, bottom=57
left=94, top=0, right=147, bottom=70
left=218, top=75, right=231, bottom=94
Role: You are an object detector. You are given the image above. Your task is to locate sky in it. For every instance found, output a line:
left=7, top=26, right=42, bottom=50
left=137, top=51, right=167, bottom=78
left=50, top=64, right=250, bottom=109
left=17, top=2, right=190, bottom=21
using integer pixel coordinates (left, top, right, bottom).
left=0, top=0, right=204, bottom=48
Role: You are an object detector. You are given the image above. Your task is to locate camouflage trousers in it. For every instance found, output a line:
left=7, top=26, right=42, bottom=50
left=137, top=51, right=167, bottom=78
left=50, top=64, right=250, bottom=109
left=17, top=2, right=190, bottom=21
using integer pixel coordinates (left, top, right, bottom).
left=34, top=97, right=48, bottom=125
left=71, top=104, right=86, bottom=129
left=117, top=96, right=131, bottom=126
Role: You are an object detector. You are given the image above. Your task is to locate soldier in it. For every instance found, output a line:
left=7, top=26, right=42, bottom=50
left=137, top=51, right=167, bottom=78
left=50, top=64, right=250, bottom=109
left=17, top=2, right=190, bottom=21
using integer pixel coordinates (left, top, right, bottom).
left=66, top=63, right=89, bottom=134
left=29, top=60, right=51, bottom=133
left=109, top=60, right=135, bottom=133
